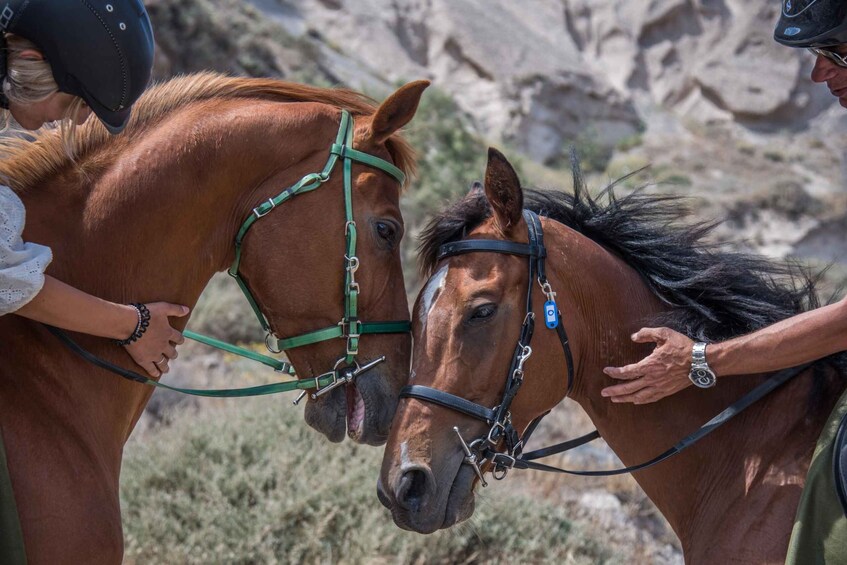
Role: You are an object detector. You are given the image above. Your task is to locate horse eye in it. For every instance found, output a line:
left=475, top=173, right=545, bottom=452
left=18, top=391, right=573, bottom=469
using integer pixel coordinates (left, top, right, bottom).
left=469, top=303, right=497, bottom=323
left=374, top=221, right=398, bottom=245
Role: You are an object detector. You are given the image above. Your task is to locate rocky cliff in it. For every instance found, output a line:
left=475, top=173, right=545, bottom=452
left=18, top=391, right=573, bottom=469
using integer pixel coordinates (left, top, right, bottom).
left=259, top=0, right=840, bottom=164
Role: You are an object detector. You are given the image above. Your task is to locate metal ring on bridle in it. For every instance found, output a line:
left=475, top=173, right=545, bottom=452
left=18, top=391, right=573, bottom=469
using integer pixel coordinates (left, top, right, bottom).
left=265, top=332, right=282, bottom=354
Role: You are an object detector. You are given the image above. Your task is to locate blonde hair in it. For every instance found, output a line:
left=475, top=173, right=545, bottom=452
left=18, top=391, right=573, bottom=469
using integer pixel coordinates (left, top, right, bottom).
left=2, top=34, right=87, bottom=156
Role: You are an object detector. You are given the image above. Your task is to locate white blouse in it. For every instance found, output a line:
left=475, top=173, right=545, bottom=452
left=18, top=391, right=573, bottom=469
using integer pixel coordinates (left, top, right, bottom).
left=0, top=184, right=52, bottom=316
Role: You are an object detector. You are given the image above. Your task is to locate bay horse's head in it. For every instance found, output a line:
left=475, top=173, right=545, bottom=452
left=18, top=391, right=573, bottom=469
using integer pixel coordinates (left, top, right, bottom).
left=378, top=149, right=574, bottom=532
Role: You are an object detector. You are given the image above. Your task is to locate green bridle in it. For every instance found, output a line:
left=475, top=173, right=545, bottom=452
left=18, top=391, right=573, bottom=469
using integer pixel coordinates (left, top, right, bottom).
left=181, top=109, right=411, bottom=399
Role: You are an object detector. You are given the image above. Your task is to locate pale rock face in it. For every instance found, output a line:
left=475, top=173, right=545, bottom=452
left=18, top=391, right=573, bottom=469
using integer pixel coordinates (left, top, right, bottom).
left=280, top=0, right=641, bottom=163
left=260, top=0, right=836, bottom=160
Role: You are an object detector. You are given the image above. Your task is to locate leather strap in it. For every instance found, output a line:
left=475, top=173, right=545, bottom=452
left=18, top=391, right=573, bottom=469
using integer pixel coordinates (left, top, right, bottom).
left=46, top=326, right=338, bottom=397
left=400, top=385, right=497, bottom=423
left=437, top=240, right=546, bottom=261
left=493, top=363, right=811, bottom=476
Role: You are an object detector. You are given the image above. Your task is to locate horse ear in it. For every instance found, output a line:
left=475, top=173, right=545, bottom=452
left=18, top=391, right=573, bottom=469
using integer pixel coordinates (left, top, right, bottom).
left=484, top=148, right=523, bottom=233
left=370, top=80, right=430, bottom=144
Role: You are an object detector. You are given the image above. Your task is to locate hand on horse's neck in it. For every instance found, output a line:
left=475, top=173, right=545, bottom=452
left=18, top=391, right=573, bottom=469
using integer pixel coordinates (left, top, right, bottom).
left=537, top=221, right=827, bottom=559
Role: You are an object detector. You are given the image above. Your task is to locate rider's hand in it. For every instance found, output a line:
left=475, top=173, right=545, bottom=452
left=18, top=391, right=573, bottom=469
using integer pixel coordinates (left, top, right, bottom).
left=601, top=327, right=694, bottom=404
left=124, top=302, right=188, bottom=377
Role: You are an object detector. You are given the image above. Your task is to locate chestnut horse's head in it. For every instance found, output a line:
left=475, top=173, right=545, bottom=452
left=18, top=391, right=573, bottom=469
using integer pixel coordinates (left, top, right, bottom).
left=229, top=81, right=430, bottom=445
left=1, top=74, right=428, bottom=447
left=377, top=149, right=575, bottom=532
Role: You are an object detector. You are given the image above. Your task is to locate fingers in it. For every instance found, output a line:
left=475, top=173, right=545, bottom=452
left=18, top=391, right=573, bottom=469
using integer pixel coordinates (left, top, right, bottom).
left=163, top=345, right=178, bottom=360
left=157, top=303, right=190, bottom=318
left=603, top=362, right=644, bottom=380
left=631, top=327, right=669, bottom=344
left=605, top=387, right=663, bottom=405
left=601, top=378, right=649, bottom=399
left=140, top=361, right=162, bottom=379
left=602, top=327, right=673, bottom=379
left=153, top=355, right=170, bottom=375
left=170, top=329, right=185, bottom=346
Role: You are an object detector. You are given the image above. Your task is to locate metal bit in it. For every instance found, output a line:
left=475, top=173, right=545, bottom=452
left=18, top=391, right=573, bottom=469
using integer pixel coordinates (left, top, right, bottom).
left=310, top=356, right=387, bottom=400
left=292, top=390, right=308, bottom=406
left=453, top=426, right=488, bottom=487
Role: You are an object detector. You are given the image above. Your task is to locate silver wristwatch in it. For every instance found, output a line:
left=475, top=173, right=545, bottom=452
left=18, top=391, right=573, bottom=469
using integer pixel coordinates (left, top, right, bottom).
left=689, top=342, right=717, bottom=388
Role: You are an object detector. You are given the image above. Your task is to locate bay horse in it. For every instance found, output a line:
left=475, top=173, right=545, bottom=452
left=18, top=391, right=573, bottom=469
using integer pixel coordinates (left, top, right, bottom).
left=0, top=72, right=427, bottom=563
left=378, top=148, right=846, bottom=563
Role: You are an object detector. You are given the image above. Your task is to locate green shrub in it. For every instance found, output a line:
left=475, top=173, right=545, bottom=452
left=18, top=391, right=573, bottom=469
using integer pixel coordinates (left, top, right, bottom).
left=121, top=398, right=611, bottom=564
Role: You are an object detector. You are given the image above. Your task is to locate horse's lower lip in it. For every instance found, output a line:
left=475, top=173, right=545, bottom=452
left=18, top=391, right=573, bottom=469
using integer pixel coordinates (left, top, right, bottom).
left=346, top=383, right=365, bottom=439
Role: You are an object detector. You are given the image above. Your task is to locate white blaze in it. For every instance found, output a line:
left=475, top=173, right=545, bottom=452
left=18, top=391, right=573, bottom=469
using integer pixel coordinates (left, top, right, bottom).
left=418, top=264, right=448, bottom=331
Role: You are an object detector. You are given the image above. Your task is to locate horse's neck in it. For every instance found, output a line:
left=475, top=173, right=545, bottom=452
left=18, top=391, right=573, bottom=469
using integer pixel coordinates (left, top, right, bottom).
left=4, top=101, right=336, bottom=448
left=543, top=221, right=843, bottom=559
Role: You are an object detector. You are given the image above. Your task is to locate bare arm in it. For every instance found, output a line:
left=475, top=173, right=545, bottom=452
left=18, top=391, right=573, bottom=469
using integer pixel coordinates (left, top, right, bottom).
left=17, top=275, right=140, bottom=338
left=600, top=297, right=847, bottom=404
left=15, top=275, right=188, bottom=377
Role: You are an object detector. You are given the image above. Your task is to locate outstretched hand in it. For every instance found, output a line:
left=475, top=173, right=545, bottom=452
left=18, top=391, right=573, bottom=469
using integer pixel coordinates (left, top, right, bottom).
left=601, top=327, right=694, bottom=404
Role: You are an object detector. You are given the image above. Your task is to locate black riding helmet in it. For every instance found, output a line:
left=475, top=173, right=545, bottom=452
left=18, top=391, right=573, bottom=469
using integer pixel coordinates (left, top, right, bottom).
left=774, top=0, right=847, bottom=48
left=0, top=0, right=154, bottom=134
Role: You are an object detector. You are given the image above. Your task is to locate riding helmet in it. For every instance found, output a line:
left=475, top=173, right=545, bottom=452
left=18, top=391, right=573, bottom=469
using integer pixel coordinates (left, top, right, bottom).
left=774, top=0, right=847, bottom=47
left=0, top=0, right=155, bottom=134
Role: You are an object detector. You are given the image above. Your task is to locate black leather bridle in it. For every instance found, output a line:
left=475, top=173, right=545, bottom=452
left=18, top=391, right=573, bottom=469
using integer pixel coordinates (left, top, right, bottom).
left=400, top=209, right=811, bottom=486
left=401, top=210, right=581, bottom=484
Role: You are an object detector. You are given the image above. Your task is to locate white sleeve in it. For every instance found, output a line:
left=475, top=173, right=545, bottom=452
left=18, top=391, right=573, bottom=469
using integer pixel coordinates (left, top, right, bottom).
left=0, top=185, right=52, bottom=316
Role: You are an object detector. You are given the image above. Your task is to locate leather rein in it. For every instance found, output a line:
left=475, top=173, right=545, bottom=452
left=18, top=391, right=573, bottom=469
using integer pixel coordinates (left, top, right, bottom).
left=399, top=209, right=810, bottom=485
left=48, top=109, right=411, bottom=400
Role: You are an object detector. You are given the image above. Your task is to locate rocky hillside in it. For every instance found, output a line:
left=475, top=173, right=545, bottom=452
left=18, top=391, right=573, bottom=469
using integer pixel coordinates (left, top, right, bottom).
left=254, top=0, right=837, bottom=160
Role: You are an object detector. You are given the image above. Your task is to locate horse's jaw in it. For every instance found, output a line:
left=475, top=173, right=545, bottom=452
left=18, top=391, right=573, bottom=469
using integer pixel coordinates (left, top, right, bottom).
left=303, top=368, right=397, bottom=445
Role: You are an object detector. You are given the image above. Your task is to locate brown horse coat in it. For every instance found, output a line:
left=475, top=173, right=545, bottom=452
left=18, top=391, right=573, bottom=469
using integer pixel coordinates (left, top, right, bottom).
left=0, top=73, right=426, bottom=563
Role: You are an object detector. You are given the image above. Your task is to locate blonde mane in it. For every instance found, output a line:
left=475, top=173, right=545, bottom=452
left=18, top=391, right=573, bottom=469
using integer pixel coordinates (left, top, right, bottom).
left=0, top=72, right=417, bottom=191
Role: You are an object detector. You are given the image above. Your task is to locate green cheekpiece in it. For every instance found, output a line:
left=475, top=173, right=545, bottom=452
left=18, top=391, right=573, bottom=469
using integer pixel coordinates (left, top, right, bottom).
left=0, top=428, right=26, bottom=564
left=785, top=389, right=847, bottom=565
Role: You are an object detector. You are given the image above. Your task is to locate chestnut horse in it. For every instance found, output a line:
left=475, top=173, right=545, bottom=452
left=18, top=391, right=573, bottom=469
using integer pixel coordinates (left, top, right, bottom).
left=379, top=149, right=846, bottom=563
left=0, top=72, right=427, bottom=563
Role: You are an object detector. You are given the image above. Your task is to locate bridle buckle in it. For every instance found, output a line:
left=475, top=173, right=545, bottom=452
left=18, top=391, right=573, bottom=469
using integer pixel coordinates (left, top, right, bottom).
left=339, top=319, right=362, bottom=356
left=486, top=417, right=510, bottom=446
left=252, top=197, right=276, bottom=219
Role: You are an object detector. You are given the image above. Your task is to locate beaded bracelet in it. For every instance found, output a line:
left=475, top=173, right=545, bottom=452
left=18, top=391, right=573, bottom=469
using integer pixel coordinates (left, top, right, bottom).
left=115, top=303, right=151, bottom=346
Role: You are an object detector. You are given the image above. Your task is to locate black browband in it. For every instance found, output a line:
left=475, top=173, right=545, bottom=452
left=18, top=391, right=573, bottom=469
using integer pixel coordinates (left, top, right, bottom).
left=400, top=208, right=811, bottom=482
left=437, top=240, right=546, bottom=261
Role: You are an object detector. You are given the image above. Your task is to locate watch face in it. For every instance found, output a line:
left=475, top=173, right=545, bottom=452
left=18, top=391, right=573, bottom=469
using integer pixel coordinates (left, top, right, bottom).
left=690, top=367, right=717, bottom=388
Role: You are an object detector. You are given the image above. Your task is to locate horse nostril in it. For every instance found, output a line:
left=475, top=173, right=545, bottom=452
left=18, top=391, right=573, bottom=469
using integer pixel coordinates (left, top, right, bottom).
left=395, top=467, right=433, bottom=513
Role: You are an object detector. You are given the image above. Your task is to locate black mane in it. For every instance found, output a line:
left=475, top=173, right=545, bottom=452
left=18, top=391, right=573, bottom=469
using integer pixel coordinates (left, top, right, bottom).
left=419, top=169, right=826, bottom=344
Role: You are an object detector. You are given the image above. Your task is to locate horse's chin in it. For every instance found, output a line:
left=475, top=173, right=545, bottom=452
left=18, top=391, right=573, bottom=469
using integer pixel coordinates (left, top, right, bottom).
left=303, top=370, right=396, bottom=445
left=441, top=465, right=477, bottom=528
left=351, top=370, right=396, bottom=445
left=304, top=385, right=346, bottom=443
